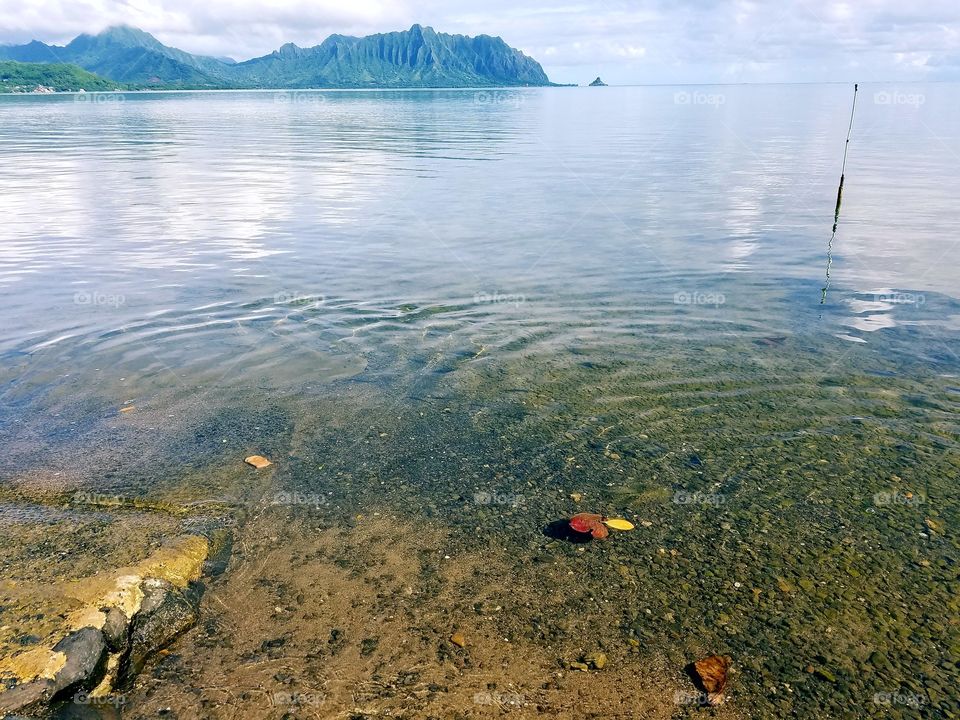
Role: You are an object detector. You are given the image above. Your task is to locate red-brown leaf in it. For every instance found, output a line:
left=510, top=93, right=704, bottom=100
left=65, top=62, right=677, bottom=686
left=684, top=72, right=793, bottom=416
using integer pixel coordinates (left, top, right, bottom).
left=569, top=512, right=602, bottom=534
left=590, top=523, right=609, bottom=539
left=693, top=654, right=731, bottom=698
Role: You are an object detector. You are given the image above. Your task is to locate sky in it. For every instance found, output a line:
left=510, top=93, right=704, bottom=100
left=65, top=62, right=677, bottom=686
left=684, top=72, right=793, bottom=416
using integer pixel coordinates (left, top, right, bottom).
left=1, top=0, right=959, bottom=84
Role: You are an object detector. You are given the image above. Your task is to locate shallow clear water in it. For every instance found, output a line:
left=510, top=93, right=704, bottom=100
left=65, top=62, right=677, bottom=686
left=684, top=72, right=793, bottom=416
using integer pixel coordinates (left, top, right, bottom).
left=2, top=86, right=959, bottom=375
left=0, top=85, right=958, bottom=718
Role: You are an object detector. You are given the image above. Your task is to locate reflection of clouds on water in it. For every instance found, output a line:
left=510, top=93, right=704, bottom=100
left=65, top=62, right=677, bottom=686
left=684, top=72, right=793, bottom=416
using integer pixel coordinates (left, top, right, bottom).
left=834, top=333, right=868, bottom=343
left=844, top=312, right=898, bottom=333
left=847, top=299, right=892, bottom=314
left=720, top=176, right=765, bottom=272
left=1, top=87, right=958, bottom=375
left=0, top=94, right=436, bottom=285
left=840, top=288, right=938, bottom=340
left=842, top=293, right=898, bottom=337
left=721, top=235, right=759, bottom=271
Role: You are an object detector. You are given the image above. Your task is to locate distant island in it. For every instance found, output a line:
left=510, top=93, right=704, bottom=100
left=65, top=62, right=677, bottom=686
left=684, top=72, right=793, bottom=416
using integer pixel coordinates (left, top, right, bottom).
left=0, top=25, right=554, bottom=90
left=589, top=77, right=607, bottom=86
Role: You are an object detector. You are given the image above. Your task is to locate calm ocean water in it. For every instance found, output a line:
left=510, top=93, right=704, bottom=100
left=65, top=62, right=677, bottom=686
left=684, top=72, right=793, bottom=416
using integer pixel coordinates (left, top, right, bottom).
left=0, top=86, right=957, bottom=718
left=1, top=86, right=959, bottom=372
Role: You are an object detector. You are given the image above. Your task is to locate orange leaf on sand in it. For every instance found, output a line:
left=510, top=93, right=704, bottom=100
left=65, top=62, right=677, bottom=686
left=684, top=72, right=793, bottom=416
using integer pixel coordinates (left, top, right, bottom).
left=244, top=455, right=272, bottom=469
left=693, top=655, right=732, bottom=705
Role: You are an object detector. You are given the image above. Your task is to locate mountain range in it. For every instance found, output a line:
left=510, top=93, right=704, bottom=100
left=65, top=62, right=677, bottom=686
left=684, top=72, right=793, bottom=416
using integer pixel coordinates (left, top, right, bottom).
left=0, top=25, right=552, bottom=88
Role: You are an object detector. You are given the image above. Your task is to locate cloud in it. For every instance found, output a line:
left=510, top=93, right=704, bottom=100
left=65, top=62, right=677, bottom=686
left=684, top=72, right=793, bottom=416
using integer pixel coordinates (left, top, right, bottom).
left=0, top=0, right=957, bottom=82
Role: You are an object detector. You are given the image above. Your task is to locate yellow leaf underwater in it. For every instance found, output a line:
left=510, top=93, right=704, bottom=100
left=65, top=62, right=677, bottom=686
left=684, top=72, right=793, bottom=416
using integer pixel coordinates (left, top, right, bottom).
left=244, top=455, right=272, bottom=469
left=602, top=518, right=635, bottom=531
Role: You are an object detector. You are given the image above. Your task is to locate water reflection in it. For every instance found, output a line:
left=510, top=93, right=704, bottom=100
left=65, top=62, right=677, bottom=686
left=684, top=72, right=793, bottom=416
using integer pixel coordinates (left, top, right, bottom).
left=0, top=85, right=958, bottom=381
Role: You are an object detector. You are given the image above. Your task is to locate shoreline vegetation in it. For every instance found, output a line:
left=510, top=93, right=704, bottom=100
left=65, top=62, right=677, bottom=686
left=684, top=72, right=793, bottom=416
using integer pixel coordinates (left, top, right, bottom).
left=0, top=75, right=581, bottom=94
left=0, top=57, right=582, bottom=93
left=0, top=61, right=122, bottom=93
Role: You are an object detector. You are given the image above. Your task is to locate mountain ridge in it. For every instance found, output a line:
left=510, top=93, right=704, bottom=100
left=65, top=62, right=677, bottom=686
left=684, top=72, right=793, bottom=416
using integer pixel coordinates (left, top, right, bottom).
left=0, top=24, right=553, bottom=88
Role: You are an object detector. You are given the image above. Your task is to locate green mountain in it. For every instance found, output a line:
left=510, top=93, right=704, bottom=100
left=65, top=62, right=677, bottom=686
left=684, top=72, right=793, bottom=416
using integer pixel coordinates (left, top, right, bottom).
left=0, top=25, right=552, bottom=89
left=233, top=24, right=551, bottom=87
left=0, top=60, right=121, bottom=92
left=63, top=26, right=228, bottom=85
left=0, top=26, right=226, bottom=86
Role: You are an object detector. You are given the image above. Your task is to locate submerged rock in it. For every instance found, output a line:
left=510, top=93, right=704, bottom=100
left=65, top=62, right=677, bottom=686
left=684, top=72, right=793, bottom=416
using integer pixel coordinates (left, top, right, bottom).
left=0, top=628, right=107, bottom=715
left=201, top=527, right=234, bottom=577
left=0, top=526, right=228, bottom=715
left=119, top=578, right=202, bottom=686
left=360, top=637, right=380, bottom=657
left=101, top=608, right=129, bottom=653
left=51, top=627, right=108, bottom=695
left=585, top=651, right=607, bottom=670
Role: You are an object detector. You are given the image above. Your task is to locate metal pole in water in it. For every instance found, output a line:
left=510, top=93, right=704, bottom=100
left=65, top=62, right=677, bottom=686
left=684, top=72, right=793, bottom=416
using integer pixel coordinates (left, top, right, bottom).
left=821, top=83, right=859, bottom=306
left=834, top=83, right=859, bottom=230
